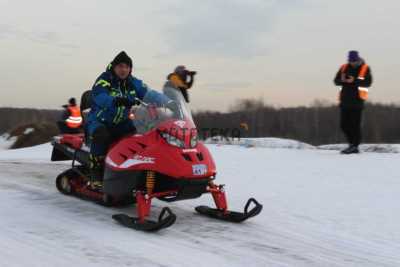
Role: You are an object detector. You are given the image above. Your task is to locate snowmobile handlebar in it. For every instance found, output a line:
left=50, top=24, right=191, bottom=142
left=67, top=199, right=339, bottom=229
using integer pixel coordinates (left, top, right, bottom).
left=134, top=97, right=149, bottom=107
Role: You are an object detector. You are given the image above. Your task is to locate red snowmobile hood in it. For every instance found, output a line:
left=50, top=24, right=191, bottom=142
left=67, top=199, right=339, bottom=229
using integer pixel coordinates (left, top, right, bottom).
left=105, top=119, right=215, bottom=179
left=157, top=119, right=197, bottom=148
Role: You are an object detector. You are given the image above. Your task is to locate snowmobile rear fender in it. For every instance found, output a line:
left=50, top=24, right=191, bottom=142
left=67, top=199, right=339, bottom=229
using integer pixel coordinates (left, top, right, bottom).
left=51, top=142, right=90, bottom=165
left=51, top=145, right=70, bottom=161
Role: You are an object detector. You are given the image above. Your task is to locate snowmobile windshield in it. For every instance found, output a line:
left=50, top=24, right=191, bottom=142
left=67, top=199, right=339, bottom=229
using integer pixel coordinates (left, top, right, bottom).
left=133, top=90, right=195, bottom=134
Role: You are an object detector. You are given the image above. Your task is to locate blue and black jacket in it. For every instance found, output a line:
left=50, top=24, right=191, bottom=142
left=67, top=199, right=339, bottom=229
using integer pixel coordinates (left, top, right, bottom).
left=87, top=64, right=169, bottom=126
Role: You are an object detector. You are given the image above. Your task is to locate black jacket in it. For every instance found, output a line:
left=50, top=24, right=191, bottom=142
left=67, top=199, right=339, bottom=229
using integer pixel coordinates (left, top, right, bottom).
left=334, top=62, right=373, bottom=109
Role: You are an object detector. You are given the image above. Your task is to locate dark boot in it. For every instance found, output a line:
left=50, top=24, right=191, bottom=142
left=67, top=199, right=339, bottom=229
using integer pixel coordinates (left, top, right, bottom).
left=340, top=145, right=352, bottom=154
left=341, top=145, right=359, bottom=155
left=89, top=155, right=105, bottom=189
left=347, top=145, right=360, bottom=154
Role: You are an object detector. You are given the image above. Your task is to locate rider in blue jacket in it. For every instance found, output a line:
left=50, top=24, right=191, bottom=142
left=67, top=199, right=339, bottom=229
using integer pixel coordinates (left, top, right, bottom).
left=87, top=51, right=172, bottom=183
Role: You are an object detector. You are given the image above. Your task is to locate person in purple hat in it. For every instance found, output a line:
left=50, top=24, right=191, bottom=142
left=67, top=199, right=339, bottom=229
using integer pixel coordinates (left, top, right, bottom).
left=334, top=50, right=373, bottom=154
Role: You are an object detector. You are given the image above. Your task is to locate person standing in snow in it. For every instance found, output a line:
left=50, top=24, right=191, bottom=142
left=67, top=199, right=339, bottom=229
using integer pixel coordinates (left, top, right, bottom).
left=334, top=51, right=373, bottom=154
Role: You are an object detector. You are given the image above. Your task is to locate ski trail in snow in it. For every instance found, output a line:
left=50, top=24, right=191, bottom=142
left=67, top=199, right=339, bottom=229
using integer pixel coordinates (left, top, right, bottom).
left=0, top=145, right=400, bottom=267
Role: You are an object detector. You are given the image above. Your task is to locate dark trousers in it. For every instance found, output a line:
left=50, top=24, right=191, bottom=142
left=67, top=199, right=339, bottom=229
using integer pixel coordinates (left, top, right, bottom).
left=57, top=121, right=81, bottom=134
left=86, top=120, right=136, bottom=157
left=340, top=108, right=363, bottom=147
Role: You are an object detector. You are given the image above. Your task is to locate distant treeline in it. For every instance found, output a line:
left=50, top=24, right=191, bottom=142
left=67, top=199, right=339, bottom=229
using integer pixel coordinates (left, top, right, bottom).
left=193, top=100, right=400, bottom=145
left=1, top=101, right=400, bottom=145
left=0, top=108, right=60, bottom=134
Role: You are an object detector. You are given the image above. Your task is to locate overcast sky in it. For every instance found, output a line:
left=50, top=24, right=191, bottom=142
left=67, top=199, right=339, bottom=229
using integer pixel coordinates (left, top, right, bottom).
left=0, top=0, right=398, bottom=111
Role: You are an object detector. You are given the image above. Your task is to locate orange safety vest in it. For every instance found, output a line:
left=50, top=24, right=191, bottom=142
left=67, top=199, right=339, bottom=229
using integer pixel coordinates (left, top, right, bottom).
left=66, top=105, right=83, bottom=128
left=339, top=64, right=369, bottom=101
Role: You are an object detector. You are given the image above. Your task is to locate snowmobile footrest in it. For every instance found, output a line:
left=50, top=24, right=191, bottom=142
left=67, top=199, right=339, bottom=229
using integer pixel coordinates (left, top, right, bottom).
left=112, top=207, right=176, bottom=232
left=195, top=198, right=263, bottom=223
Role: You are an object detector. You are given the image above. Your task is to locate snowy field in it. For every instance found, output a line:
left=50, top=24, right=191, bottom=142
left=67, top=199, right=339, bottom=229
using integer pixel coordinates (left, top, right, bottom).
left=0, top=143, right=399, bottom=267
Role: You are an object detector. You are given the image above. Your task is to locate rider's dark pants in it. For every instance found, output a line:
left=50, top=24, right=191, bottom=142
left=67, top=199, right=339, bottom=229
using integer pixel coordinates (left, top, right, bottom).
left=86, top=120, right=136, bottom=157
left=57, top=121, right=81, bottom=134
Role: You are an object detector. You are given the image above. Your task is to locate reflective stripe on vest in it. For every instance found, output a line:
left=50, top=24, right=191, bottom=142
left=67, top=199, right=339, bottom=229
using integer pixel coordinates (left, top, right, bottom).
left=358, top=64, right=369, bottom=81
left=358, top=87, right=369, bottom=101
left=66, top=106, right=83, bottom=128
left=339, top=63, right=369, bottom=101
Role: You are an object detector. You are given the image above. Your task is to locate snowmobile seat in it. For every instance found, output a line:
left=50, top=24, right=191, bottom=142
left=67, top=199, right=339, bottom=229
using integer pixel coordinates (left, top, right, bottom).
left=59, top=133, right=84, bottom=150
left=80, top=90, right=92, bottom=112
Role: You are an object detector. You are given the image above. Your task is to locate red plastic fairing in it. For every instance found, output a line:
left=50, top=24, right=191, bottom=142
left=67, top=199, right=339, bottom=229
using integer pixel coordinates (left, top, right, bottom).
left=59, top=134, right=84, bottom=150
left=157, top=119, right=198, bottom=147
left=105, top=126, right=216, bottom=179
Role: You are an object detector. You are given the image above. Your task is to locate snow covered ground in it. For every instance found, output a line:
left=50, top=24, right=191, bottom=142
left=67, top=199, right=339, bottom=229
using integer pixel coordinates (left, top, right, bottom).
left=205, top=137, right=315, bottom=150
left=205, top=137, right=400, bottom=153
left=319, top=143, right=400, bottom=153
left=0, top=143, right=52, bottom=161
left=0, top=143, right=399, bottom=267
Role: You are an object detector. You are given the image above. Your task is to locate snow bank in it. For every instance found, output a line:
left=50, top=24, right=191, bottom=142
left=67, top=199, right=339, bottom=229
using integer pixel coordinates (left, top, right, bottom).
left=23, top=127, right=35, bottom=135
left=0, top=134, right=17, bottom=150
left=318, top=144, right=400, bottom=153
left=205, top=137, right=400, bottom=153
left=205, top=137, right=315, bottom=150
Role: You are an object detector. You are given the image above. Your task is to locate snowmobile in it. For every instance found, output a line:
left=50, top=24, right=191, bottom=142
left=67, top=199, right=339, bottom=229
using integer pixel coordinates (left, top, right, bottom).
left=51, top=90, right=263, bottom=232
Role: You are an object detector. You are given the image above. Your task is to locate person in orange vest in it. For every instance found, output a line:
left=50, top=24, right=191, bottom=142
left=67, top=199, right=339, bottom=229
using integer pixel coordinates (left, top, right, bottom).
left=57, top=97, right=83, bottom=134
left=334, top=51, right=373, bottom=154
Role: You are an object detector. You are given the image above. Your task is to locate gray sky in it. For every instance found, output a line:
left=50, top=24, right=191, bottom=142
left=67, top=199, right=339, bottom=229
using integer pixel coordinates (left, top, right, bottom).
left=0, top=0, right=399, bottom=111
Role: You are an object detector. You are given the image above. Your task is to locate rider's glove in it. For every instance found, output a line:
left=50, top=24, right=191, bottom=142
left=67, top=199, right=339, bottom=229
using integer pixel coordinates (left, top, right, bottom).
left=132, top=97, right=141, bottom=106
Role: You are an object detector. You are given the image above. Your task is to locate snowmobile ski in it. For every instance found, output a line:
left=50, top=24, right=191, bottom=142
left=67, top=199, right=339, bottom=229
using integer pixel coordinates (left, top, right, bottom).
left=112, top=207, right=176, bottom=232
left=195, top=198, right=263, bottom=223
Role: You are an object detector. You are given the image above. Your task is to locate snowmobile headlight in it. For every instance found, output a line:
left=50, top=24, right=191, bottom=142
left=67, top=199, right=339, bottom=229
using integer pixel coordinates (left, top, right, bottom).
left=190, top=135, right=198, bottom=148
left=160, top=132, right=185, bottom=148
